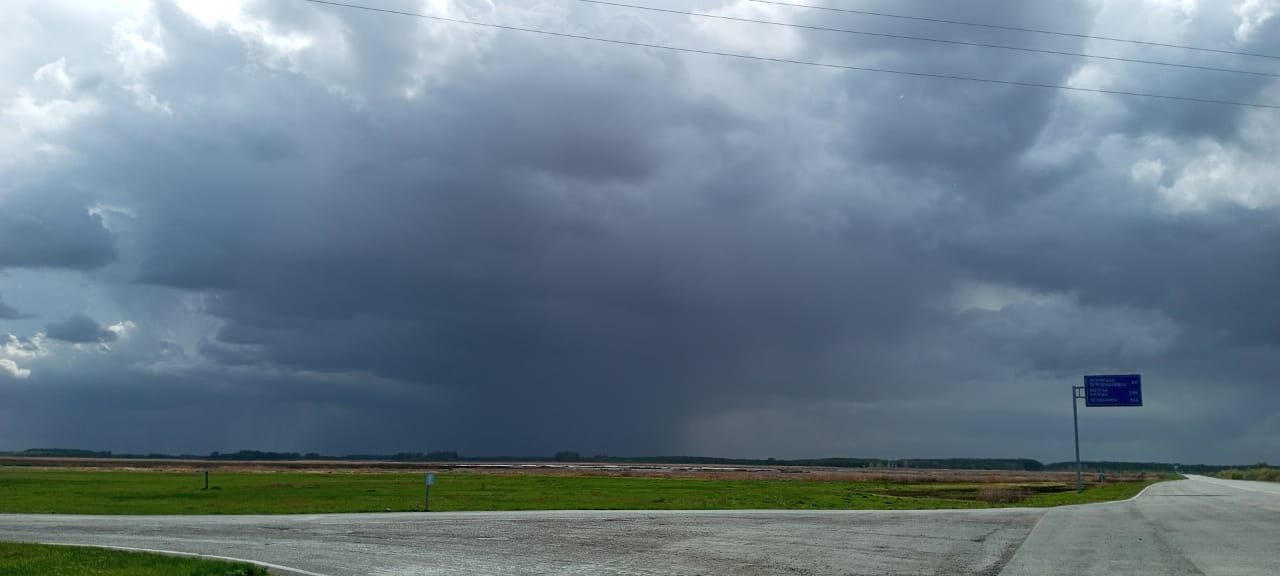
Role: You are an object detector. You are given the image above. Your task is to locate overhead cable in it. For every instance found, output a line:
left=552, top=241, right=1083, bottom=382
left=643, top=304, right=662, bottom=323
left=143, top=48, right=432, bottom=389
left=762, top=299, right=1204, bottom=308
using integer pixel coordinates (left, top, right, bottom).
left=577, top=0, right=1280, bottom=79
left=749, top=0, right=1280, bottom=61
left=300, top=0, right=1280, bottom=110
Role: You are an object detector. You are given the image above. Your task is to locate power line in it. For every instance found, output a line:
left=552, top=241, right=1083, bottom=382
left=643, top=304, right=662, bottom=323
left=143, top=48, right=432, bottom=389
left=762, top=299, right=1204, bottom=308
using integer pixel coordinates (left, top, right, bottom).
left=299, top=0, right=1280, bottom=110
left=577, top=0, right=1280, bottom=79
left=749, top=0, right=1280, bottom=61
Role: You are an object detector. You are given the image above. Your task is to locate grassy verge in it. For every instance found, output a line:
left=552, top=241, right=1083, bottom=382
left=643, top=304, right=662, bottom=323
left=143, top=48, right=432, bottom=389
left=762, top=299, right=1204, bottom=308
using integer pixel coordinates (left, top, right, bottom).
left=0, top=468, right=1166, bottom=514
left=1215, top=467, right=1280, bottom=482
left=855, top=477, right=1162, bottom=507
left=0, top=542, right=267, bottom=576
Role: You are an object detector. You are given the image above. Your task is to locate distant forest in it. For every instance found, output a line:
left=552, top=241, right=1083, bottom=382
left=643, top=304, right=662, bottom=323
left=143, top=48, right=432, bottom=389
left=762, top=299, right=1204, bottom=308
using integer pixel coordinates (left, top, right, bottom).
left=0, top=448, right=1243, bottom=473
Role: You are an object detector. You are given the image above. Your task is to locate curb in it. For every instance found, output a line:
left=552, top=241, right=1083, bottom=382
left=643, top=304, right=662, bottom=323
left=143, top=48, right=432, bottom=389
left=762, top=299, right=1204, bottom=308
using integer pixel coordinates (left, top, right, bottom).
left=40, top=542, right=329, bottom=576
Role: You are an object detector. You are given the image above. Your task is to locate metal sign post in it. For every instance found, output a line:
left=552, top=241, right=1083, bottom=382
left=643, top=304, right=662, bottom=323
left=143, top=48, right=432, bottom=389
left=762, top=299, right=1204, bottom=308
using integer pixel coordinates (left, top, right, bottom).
left=1072, top=386, right=1084, bottom=493
left=1074, top=374, right=1143, bottom=494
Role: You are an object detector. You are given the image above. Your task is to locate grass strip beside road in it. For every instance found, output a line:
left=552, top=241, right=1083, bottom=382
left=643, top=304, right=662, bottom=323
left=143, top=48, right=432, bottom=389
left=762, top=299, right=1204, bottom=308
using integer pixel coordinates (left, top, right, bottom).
left=1215, top=466, right=1280, bottom=482
left=0, top=468, right=1165, bottom=515
left=0, top=542, right=267, bottom=576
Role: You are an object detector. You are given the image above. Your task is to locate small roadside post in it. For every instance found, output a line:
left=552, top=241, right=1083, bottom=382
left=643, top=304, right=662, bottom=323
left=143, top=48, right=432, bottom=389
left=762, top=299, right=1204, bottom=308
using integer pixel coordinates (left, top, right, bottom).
left=424, top=473, right=435, bottom=511
left=203, top=470, right=209, bottom=491
left=1073, top=374, right=1143, bottom=493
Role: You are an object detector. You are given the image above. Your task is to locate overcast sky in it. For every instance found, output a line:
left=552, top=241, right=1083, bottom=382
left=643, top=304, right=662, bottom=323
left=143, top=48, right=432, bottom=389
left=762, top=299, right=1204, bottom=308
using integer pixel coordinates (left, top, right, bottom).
left=2, top=0, right=1278, bottom=464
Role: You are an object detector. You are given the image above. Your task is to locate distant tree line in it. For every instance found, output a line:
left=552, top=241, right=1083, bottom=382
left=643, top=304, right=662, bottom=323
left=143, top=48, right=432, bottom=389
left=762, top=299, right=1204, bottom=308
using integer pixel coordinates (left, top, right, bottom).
left=0, top=448, right=1246, bottom=473
left=2, top=448, right=115, bottom=458
left=1042, top=460, right=1220, bottom=473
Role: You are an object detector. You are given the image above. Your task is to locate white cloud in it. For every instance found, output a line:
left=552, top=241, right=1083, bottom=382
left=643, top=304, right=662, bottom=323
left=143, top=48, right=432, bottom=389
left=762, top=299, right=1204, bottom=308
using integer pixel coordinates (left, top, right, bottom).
left=173, top=0, right=250, bottom=29
left=3, top=90, right=99, bottom=135
left=1151, top=0, right=1199, bottom=19
left=1, top=57, right=100, bottom=169
left=109, top=2, right=170, bottom=113
left=1, top=333, right=49, bottom=360
left=949, top=280, right=1063, bottom=313
left=88, top=203, right=139, bottom=235
left=0, top=333, right=41, bottom=380
left=0, top=358, right=30, bottom=380
left=1157, top=140, right=1280, bottom=211
left=1234, top=0, right=1279, bottom=42
left=33, top=57, right=73, bottom=96
left=692, top=0, right=803, bottom=58
left=1130, top=159, right=1167, bottom=187
left=108, top=320, right=138, bottom=338
left=174, top=0, right=313, bottom=73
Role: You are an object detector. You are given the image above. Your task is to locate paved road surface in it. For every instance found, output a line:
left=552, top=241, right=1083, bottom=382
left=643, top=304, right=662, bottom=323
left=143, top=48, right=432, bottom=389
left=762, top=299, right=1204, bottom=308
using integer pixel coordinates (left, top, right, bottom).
left=1000, top=475, right=1280, bottom=576
left=0, top=475, right=1276, bottom=575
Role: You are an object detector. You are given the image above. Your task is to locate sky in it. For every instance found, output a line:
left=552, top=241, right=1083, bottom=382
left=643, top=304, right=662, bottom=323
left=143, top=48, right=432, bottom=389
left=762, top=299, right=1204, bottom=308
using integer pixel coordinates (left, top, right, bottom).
left=1, top=0, right=1278, bottom=464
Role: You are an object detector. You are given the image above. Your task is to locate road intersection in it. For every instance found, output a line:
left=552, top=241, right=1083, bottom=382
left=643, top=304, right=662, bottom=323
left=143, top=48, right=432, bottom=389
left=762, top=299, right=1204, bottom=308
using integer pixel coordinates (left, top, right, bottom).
left=1, top=475, right=1275, bottom=575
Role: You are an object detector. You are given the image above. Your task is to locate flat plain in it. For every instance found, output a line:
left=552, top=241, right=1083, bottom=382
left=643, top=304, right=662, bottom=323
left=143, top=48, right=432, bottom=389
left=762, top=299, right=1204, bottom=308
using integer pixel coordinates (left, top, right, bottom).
left=9, top=478, right=1273, bottom=576
left=0, top=459, right=1163, bottom=514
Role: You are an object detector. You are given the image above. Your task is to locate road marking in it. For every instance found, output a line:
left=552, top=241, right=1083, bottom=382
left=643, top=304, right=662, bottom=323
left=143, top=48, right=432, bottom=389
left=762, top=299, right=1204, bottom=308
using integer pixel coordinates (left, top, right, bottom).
left=40, top=542, right=330, bottom=576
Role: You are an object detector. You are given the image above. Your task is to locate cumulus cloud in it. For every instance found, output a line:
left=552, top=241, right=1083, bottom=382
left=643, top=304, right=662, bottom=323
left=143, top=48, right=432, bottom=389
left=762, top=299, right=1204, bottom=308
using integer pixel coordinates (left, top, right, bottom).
left=107, top=320, right=137, bottom=338
left=0, top=332, right=41, bottom=380
left=0, top=358, right=31, bottom=380
left=1, top=333, right=47, bottom=360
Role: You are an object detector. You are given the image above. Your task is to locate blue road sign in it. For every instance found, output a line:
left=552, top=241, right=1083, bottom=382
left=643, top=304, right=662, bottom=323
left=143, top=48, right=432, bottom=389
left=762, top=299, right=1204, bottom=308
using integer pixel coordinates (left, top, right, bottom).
left=1084, top=374, right=1142, bottom=407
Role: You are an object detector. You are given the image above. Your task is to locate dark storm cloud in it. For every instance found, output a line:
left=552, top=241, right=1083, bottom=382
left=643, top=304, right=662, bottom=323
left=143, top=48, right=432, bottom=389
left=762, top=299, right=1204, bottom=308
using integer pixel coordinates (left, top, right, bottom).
left=758, top=0, right=1096, bottom=211
left=1104, top=63, right=1277, bottom=140
left=63, top=8, right=955, bottom=452
left=2, top=0, right=1279, bottom=462
left=0, top=190, right=115, bottom=270
left=796, top=0, right=1095, bottom=73
left=949, top=186, right=1280, bottom=349
left=98, top=1, right=1279, bottom=456
left=44, top=313, right=117, bottom=344
left=0, top=362, right=422, bottom=455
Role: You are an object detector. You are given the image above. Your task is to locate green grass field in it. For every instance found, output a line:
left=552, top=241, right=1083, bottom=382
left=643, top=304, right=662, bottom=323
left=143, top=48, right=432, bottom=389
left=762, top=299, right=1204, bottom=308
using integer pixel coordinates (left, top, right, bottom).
left=0, top=542, right=267, bottom=576
left=0, top=468, right=1163, bottom=514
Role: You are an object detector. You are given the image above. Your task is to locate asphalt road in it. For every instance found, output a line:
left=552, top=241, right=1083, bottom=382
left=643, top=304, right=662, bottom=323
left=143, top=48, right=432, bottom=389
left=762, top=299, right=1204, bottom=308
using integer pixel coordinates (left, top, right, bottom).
left=0, top=476, right=1276, bottom=575
left=1000, top=475, right=1280, bottom=576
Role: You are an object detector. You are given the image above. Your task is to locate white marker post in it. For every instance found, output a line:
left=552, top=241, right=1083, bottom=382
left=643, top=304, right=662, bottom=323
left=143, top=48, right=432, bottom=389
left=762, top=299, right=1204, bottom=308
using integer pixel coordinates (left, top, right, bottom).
left=424, top=473, right=435, bottom=511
